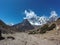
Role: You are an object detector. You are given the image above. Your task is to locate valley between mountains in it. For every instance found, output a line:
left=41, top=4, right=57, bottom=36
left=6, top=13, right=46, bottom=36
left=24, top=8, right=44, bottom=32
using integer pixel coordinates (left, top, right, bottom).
left=0, top=17, right=60, bottom=45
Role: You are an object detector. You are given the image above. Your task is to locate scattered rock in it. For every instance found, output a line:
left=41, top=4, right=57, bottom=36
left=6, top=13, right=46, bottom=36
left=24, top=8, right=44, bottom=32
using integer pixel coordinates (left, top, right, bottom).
left=7, top=36, right=15, bottom=40
left=0, top=37, right=5, bottom=40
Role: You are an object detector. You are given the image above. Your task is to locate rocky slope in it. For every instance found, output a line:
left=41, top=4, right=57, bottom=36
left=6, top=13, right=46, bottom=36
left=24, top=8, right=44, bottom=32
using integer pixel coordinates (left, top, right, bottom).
left=13, top=19, right=34, bottom=32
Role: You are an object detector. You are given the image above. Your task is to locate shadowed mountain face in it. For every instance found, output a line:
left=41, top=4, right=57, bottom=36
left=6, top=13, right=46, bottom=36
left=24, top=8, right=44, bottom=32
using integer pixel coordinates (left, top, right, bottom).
left=57, top=18, right=60, bottom=21
left=0, top=20, right=6, bottom=27
left=0, top=19, right=34, bottom=33
left=0, top=20, right=15, bottom=34
left=55, top=18, right=60, bottom=25
left=13, top=19, right=34, bottom=32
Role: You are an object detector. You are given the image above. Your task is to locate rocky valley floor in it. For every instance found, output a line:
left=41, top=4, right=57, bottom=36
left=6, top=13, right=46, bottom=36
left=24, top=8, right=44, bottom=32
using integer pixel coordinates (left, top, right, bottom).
left=0, top=31, right=60, bottom=45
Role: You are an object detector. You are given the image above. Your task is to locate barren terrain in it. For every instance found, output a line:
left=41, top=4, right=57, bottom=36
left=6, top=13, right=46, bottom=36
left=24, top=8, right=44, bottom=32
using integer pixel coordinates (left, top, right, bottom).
left=0, top=29, right=60, bottom=45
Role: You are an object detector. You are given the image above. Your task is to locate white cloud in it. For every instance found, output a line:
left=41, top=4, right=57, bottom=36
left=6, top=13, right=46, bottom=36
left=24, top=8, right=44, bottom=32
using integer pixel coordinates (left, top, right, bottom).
left=24, top=10, right=37, bottom=19
left=24, top=10, right=58, bottom=26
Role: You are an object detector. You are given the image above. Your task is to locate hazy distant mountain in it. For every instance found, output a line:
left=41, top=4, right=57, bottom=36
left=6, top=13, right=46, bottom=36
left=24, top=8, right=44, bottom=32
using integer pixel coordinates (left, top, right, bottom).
left=13, top=19, right=34, bottom=32
left=0, top=20, right=15, bottom=33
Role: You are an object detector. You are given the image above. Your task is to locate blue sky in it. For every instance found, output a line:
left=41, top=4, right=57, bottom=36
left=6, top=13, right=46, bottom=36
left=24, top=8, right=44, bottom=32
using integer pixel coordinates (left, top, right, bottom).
left=0, top=0, right=60, bottom=25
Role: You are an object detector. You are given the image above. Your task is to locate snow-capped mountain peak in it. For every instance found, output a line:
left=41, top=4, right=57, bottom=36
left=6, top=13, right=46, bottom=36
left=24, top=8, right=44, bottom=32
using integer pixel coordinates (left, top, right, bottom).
left=24, top=10, right=58, bottom=26
left=49, top=11, right=58, bottom=22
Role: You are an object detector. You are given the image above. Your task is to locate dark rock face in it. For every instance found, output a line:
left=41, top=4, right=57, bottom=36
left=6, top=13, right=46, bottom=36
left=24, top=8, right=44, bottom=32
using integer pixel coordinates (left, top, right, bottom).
left=57, top=18, right=60, bottom=21
left=0, top=30, right=2, bottom=37
left=7, top=36, right=15, bottom=40
left=13, top=19, right=34, bottom=32
left=0, top=19, right=34, bottom=33
left=0, top=30, right=5, bottom=40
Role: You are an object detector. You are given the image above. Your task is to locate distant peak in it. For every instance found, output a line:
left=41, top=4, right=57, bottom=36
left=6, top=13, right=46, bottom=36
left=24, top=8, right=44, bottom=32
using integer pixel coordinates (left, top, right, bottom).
left=57, top=17, right=60, bottom=21
left=23, top=19, right=29, bottom=23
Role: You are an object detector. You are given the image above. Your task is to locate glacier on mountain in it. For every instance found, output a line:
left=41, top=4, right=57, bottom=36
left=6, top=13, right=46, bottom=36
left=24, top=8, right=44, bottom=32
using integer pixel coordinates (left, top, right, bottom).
left=24, top=10, right=58, bottom=26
